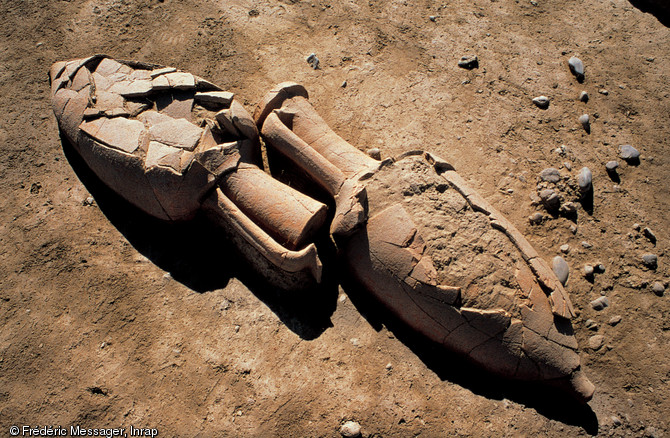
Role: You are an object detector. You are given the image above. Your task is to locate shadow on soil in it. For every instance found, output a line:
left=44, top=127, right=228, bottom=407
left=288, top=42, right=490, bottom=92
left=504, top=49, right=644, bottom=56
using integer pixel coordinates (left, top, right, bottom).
left=340, top=275, right=599, bottom=434
left=61, top=134, right=338, bottom=341
left=628, top=0, right=670, bottom=27
left=62, top=135, right=597, bottom=432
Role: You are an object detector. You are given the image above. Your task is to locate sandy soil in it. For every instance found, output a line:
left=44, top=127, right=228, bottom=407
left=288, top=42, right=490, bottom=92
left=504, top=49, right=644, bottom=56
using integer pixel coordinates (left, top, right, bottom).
left=1, top=0, right=669, bottom=436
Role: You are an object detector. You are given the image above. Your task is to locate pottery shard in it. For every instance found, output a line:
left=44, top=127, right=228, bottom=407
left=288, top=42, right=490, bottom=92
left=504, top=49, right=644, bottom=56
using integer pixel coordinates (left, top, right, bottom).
left=80, top=117, right=145, bottom=154
left=137, top=110, right=174, bottom=128
left=195, top=91, right=234, bottom=107
left=150, top=67, right=177, bottom=78
left=461, top=308, right=511, bottom=337
left=149, top=119, right=203, bottom=151
left=215, top=109, right=240, bottom=136
left=522, top=327, right=580, bottom=379
left=109, top=80, right=153, bottom=97
left=145, top=141, right=182, bottom=170
left=95, top=58, right=124, bottom=76
left=164, top=72, right=196, bottom=90
left=229, top=100, right=260, bottom=140
left=151, top=75, right=170, bottom=91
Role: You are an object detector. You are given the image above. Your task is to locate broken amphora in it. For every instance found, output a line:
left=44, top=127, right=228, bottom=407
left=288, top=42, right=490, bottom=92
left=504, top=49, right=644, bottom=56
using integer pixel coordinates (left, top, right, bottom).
left=50, top=56, right=594, bottom=402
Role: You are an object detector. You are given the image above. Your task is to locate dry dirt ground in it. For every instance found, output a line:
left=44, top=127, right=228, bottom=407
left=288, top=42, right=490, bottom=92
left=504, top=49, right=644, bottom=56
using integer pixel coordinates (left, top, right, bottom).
left=1, top=0, right=669, bottom=436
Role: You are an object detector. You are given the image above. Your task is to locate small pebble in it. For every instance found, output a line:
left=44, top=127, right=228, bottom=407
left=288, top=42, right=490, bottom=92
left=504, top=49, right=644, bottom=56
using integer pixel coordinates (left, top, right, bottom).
left=643, top=227, right=656, bottom=243
left=598, top=89, right=609, bottom=95
left=306, top=53, right=320, bottom=69
left=366, top=148, right=381, bottom=160
left=578, top=114, right=590, bottom=132
left=83, top=196, right=95, bottom=206
left=611, top=416, right=622, bottom=426
left=608, top=315, right=622, bottom=326
left=641, top=253, right=658, bottom=269
left=588, top=335, right=604, bottom=350
left=341, top=80, right=347, bottom=88
left=540, top=167, right=561, bottom=183
left=563, top=162, right=572, bottom=171
left=579, top=91, right=589, bottom=102
left=581, top=241, right=592, bottom=248
left=577, top=167, right=593, bottom=192
left=560, top=244, right=570, bottom=254
left=340, top=421, right=362, bottom=438
left=532, top=96, right=550, bottom=109
left=595, top=263, right=605, bottom=273
left=619, top=144, right=640, bottom=161
left=568, top=56, right=585, bottom=81
left=458, top=55, right=478, bottom=69
left=585, top=319, right=598, bottom=330
left=584, top=265, right=595, bottom=277
left=552, top=256, right=569, bottom=285
left=570, top=224, right=578, bottom=234
left=590, top=296, right=610, bottom=311
left=429, top=15, right=437, bottom=21
left=528, top=212, right=544, bottom=225
left=605, top=160, right=619, bottom=172
left=385, top=362, right=393, bottom=370
left=651, top=282, right=665, bottom=297
left=633, top=223, right=642, bottom=231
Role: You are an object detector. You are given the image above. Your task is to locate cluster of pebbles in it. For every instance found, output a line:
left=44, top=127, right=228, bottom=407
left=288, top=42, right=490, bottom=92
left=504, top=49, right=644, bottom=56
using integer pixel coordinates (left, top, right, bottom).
left=526, top=56, right=665, bottom=352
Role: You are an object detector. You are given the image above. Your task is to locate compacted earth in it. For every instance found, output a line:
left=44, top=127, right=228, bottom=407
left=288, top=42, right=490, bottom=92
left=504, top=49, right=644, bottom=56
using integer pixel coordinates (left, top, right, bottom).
left=1, top=0, right=668, bottom=436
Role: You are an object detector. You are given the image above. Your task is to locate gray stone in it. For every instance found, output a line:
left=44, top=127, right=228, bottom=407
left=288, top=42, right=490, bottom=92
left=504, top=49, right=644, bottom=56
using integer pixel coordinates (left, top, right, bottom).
left=529, top=212, right=544, bottom=225
left=642, top=253, right=658, bottom=269
left=596, top=264, right=606, bottom=273
left=578, top=114, right=590, bottom=131
left=585, top=319, right=598, bottom=330
left=458, top=55, right=478, bottom=69
left=307, top=53, right=320, bottom=70
left=577, top=167, right=592, bottom=192
left=581, top=241, right=592, bottom=249
left=608, top=315, right=622, bottom=326
left=611, top=416, right=622, bottom=426
left=568, top=56, right=584, bottom=80
left=605, top=160, right=619, bottom=171
left=584, top=265, right=595, bottom=277
left=619, top=145, right=640, bottom=160
left=590, top=296, right=609, bottom=311
left=367, top=148, right=381, bottom=160
left=540, top=168, right=561, bottom=183
left=560, top=244, right=570, bottom=254
left=532, top=96, right=550, bottom=109
left=340, top=421, right=361, bottom=438
left=643, top=227, right=657, bottom=243
left=598, top=89, right=609, bottom=95
left=552, top=256, right=569, bottom=285
left=579, top=91, right=589, bottom=102
left=588, top=335, right=604, bottom=350
left=651, top=282, right=665, bottom=296
left=539, top=189, right=560, bottom=210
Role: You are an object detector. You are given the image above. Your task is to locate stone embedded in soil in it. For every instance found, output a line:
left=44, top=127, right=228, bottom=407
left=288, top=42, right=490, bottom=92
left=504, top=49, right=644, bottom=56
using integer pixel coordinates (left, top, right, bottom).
left=606, top=160, right=619, bottom=171
left=619, top=144, right=640, bottom=161
left=559, top=202, right=578, bottom=215
left=591, top=296, right=610, bottom=311
left=560, top=244, right=570, bottom=254
left=458, top=54, right=478, bottom=69
left=579, top=91, right=589, bottom=102
left=577, top=167, right=593, bottom=192
left=643, top=227, right=657, bottom=243
left=568, top=56, right=585, bottom=80
left=599, top=89, right=609, bottom=95
left=585, top=319, right=598, bottom=330
left=641, top=253, right=658, bottom=269
left=584, top=264, right=595, bottom=277
left=306, top=53, right=320, bottom=69
left=588, top=335, right=604, bottom=350
left=340, top=421, right=361, bottom=438
left=552, top=256, right=569, bottom=285
left=528, top=212, right=543, bottom=225
left=539, top=189, right=560, bottom=210
left=608, top=315, right=622, bottom=326
left=540, top=167, right=561, bottom=183
left=366, top=148, right=381, bottom=160
left=579, top=114, right=590, bottom=132
left=651, top=282, right=665, bottom=296
left=581, top=241, right=592, bottom=249
left=532, top=96, right=550, bottom=109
